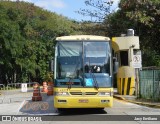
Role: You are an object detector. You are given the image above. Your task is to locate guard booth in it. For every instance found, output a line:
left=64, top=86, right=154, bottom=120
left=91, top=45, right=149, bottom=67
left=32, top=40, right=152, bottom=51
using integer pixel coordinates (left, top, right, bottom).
left=112, top=29, right=141, bottom=95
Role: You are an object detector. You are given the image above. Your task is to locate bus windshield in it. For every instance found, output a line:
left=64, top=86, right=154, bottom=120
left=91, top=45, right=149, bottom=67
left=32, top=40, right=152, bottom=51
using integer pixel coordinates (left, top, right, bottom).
left=55, top=41, right=112, bottom=88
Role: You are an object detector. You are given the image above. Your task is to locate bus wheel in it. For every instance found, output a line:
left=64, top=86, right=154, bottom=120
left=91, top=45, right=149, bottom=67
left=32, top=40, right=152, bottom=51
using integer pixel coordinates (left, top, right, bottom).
left=58, top=108, right=65, bottom=112
left=98, top=108, right=104, bottom=110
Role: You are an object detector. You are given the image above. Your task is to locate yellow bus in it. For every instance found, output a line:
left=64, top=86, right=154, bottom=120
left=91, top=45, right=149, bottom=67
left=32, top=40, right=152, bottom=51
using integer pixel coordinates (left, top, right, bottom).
left=54, top=35, right=113, bottom=110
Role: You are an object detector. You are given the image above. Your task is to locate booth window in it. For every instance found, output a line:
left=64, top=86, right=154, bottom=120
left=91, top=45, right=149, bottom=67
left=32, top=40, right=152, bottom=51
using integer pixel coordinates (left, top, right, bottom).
left=120, top=51, right=128, bottom=66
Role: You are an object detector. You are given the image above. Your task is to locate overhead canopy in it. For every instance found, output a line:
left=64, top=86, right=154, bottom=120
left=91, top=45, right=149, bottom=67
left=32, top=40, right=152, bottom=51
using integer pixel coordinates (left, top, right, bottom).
left=112, top=36, right=140, bottom=52
left=112, top=37, right=119, bottom=52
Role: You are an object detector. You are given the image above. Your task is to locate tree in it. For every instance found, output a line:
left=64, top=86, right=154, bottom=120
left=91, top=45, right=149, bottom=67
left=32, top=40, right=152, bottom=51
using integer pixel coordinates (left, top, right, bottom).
left=116, top=0, right=160, bottom=66
left=76, top=0, right=114, bottom=22
left=79, top=0, right=160, bottom=67
left=0, top=1, right=81, bottom=85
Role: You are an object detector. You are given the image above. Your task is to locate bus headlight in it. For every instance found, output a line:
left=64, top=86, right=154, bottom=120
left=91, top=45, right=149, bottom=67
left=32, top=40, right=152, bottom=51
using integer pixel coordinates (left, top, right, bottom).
left=55, top=92, right=69, bottom=96
left=98, top=92, right=113, bottom=96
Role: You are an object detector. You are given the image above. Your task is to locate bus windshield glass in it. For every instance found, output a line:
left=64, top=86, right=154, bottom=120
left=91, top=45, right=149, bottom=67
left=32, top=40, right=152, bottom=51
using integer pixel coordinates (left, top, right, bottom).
left=55, top=41, right=112, bottom=88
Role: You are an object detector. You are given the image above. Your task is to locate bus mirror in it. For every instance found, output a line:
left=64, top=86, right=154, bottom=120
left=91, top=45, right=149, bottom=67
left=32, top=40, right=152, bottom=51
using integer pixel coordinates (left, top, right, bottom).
left=113, top=62, right=119, bottom=74
left=49, top=60, right=54, bottom=72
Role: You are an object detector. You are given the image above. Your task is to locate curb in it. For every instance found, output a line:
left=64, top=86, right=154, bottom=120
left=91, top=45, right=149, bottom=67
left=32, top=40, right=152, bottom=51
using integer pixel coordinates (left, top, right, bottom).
left=113, top=95, right=160, bottom=109
left=113, top=95, right=125, bottom=100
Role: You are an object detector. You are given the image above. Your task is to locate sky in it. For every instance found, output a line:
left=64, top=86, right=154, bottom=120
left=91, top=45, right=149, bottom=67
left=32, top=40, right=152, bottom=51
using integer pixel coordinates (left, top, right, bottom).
left=10, top=0, right=120, bottom=21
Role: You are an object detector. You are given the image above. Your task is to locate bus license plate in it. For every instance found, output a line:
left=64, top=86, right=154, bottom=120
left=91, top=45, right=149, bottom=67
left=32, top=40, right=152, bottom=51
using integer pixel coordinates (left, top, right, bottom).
left=79, top=99, right=88, bottom=103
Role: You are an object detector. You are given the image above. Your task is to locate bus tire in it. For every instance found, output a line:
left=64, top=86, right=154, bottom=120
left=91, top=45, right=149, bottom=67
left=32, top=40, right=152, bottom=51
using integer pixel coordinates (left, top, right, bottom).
left=98, top=108, right=104, bottom=110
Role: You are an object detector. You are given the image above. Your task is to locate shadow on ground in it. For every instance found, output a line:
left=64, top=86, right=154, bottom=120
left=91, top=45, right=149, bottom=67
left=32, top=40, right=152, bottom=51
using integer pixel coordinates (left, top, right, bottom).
left=19, top=93, right=57, bottom=115
left=19, top=93, right=107, bottom=115
left=58, top=108, right=107, bottom=115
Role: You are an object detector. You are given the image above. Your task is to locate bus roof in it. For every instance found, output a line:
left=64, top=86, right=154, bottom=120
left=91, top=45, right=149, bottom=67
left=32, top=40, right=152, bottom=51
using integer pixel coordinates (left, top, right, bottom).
left=56, top=35, right=110, bottom=41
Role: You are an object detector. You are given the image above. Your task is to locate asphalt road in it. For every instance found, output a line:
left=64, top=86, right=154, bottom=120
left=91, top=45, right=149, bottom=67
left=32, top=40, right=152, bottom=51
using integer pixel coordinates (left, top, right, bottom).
left=0, top=89, right=160, bottom=124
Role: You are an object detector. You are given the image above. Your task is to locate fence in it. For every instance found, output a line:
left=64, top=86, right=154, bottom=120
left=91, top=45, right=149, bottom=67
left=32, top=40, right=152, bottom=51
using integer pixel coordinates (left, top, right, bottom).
left=0, top=82, right=36, bottom=104
left=139, top=68, right=160, bottom=101
left=6, top=82, right=34, bottom=90
left=0, top=82, right=35, bottom=90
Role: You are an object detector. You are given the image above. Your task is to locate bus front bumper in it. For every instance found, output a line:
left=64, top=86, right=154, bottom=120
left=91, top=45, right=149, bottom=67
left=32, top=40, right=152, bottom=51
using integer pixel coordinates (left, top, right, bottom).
left=54, top=96, right=113, bottom=108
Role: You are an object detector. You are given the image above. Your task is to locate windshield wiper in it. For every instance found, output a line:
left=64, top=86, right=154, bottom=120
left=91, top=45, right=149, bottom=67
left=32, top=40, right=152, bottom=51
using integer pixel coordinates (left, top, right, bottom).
left=68, top=77, right=72, bottom=89
left=93, top=73, right=99, bottom=90
left=88, top=59, right=99, bottom=90
left=68, top=57, right=80, bottom=89
left=89, top=70, right=99, bottom=90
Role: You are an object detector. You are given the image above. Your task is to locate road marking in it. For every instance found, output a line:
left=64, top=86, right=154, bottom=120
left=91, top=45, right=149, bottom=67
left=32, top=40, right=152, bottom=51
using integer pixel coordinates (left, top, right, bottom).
left=40, top=102, right=49, bottom=110
left=17, top=100, right=26, bottom=115
left=21, top=102, right=50, bottom=111
left=22, top=101, right=30, bottom=110
left=31, top=102, right=40, bottom=111
left=26, top=113, right=59, bottom=115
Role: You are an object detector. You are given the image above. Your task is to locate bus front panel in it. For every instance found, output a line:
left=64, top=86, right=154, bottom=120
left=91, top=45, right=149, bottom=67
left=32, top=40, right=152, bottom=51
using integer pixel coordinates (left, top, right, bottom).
left=54, top=39, right=113, bottom=108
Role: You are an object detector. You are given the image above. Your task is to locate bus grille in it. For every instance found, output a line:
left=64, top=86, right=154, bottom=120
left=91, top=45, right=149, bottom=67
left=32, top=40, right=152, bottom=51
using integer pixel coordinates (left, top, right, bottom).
left=70, top=92, right=98, bottom=96
left=85, top=92, right=98, bottom=95
left=70, top=92, right=82, bottom=95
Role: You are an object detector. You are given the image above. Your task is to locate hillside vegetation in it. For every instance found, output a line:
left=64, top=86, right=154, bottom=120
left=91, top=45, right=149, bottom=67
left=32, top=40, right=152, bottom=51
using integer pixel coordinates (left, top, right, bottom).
left=0, top=1, right=81, bottom=84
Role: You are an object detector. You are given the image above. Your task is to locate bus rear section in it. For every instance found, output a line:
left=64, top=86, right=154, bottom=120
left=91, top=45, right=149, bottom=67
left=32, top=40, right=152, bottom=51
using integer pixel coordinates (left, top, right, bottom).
left=54, top=35, right=113, bottom=109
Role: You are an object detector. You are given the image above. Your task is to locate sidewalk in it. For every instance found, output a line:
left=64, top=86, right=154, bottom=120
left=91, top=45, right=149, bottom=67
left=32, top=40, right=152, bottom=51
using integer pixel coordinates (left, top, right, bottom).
left=113, top=89, right=160, bottom=108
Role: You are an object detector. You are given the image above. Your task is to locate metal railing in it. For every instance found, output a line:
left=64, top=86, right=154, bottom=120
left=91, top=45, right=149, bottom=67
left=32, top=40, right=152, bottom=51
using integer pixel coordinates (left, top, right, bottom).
left=0, top=82, right=36, bottom=90
left=6, top=82, right=35, bottom=90
left=0, top=82, right=37, bottom=104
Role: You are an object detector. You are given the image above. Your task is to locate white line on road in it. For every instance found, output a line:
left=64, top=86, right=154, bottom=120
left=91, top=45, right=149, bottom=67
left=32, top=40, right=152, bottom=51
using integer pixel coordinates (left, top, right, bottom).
left=25, top=113, right=59, bottom=115
left=17, top=100, right=26, bottom=115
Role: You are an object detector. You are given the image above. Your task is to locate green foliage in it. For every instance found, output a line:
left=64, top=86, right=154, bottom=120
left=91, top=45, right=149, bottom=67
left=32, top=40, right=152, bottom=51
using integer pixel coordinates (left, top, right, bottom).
left=104, top=0, right=160, bottom=67
left=142, top=49, right=160, bottom=67
left=80, top=0, right=160, bottom=67
left=0, top=1, right=81, bottom=84
left=78, top=21, right=106, bottom=36
left=104, top=10, right=134, bottom=37
left=77, top=0, right=114, bottom=21
left=44, top=72, right=54, bottom=82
